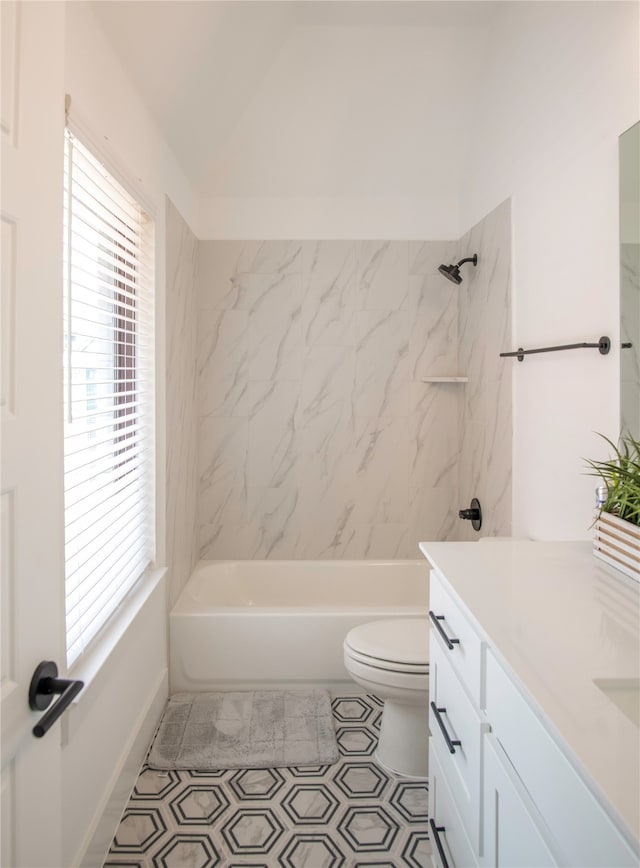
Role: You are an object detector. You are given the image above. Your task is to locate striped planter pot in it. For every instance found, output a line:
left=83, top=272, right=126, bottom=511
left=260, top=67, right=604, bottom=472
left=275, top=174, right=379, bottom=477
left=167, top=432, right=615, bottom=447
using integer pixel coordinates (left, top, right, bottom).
left=594, top=511, right=640, bottom=583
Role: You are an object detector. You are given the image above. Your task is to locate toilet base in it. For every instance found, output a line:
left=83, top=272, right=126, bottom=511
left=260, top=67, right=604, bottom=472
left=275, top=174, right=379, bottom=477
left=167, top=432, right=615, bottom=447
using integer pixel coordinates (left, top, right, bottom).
left=375, top=697, right=429, bottom=778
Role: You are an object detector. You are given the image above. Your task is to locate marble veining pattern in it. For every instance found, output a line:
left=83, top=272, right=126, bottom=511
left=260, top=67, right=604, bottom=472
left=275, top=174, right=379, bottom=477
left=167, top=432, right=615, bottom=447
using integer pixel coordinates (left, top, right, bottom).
left=357, top=242, right=409, bottom=311
left=197, top=240, right=462, bottom=559
left=198, top=310, right=249, bottom=418
left=196, top=213, right=512, bottom=558
left=621, top=242, right=640, bottom=439
left=456, top=199, right=513, bottom=540
left=409, top=277, right=458, bottom=380
left=355, top=310, right=409, bottom=419
left=302, top=242, right=356, bottom=348
left=104, top=694, right=430, bottom=867
left=165, top=198, right=199, bottom=606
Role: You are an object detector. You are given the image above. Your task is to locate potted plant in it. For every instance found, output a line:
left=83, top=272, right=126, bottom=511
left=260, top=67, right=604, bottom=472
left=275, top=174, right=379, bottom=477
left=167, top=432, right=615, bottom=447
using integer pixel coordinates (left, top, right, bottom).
left=586, top=433, right=640, bottom=582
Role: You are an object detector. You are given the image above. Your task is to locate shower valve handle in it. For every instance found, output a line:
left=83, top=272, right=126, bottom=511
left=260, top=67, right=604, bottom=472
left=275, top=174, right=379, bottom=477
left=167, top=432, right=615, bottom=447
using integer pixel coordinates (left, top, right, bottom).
left=458, top=497, right=482, bottom=531
left=459, top=507, right=480, bottom=520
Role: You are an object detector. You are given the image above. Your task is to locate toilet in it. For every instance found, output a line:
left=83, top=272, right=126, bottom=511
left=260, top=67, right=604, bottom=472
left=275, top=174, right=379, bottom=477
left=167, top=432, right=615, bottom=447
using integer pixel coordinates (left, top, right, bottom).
left=343, top=617, right=429, bottom=777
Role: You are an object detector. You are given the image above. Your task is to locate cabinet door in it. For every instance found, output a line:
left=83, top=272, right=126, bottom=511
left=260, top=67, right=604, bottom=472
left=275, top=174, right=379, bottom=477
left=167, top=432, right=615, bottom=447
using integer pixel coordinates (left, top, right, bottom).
left=481, top=734, right=558, bottom=868
left=485, top=650, right=639, bottom=867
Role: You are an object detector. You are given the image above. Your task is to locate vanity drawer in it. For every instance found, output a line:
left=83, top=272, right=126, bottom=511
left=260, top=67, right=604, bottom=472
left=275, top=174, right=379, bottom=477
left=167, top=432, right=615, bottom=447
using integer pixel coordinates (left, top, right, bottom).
left=429, top=737, right=478, bottom=868
left=430, top=569, right=482, bottom=706
left=485, top=650, right=639, bottom=867
left=430, top=633, right=488, bottom=853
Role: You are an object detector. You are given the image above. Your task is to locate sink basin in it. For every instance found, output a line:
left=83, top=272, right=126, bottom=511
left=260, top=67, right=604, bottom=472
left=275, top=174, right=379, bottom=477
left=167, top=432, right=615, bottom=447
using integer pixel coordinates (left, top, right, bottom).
left=593, top=678, right=640, bottom=727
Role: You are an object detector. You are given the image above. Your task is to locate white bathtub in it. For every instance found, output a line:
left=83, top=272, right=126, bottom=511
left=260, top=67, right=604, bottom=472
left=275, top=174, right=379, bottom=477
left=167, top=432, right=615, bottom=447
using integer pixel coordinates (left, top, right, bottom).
left=169, top=559, right=429, bottom=692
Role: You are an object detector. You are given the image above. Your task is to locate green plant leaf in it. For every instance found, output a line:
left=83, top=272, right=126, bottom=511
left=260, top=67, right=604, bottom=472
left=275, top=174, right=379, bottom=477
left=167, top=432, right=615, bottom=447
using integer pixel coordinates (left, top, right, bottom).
left=584, top=433, right=640, bottom=527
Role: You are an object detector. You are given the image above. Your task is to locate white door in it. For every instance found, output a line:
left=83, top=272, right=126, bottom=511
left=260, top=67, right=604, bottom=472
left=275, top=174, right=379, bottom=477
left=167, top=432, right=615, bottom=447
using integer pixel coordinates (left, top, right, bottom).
left=1, top=3, right=67, bottom=866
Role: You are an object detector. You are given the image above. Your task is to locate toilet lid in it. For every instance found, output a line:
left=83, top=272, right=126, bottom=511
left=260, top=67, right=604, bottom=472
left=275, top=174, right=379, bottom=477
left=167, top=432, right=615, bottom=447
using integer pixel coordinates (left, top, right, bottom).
left=344, top=618, right=428, bottom=669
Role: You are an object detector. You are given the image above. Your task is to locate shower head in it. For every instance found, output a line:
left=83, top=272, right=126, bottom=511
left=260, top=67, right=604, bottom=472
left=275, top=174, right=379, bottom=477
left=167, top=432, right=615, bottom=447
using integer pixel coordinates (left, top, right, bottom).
left=438, top=262, right=463, bottom=284
left=438, top=254, right=478, bottom=284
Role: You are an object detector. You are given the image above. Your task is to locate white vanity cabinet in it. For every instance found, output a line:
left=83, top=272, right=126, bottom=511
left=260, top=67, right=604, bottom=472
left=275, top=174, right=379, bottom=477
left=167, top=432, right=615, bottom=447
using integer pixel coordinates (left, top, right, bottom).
left=429, top=636, right=487, bottom=853
left=426, top=552, right=640, bottom=868
left=484, top=649, right=637, bottom=868
left=428, top=570, right=486, bottom=865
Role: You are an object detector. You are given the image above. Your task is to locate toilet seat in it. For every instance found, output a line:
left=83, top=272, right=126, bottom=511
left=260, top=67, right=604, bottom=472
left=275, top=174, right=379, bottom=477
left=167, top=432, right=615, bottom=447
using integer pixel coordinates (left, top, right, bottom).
left=344, top=618, right=428, bottom=674
left=345, top=646, right=428, bottom=674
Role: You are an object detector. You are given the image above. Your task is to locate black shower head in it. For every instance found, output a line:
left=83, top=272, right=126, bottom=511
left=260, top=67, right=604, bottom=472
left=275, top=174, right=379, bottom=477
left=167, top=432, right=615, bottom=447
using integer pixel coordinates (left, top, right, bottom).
left=438, top=254, right=478, bottom=284
left=438, top=262, right=462, bottom=284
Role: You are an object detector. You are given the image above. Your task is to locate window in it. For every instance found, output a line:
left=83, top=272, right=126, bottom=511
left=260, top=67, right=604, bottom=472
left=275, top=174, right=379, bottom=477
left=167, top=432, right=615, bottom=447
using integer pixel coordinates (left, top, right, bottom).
left=63, top=128, right=155, bottom=666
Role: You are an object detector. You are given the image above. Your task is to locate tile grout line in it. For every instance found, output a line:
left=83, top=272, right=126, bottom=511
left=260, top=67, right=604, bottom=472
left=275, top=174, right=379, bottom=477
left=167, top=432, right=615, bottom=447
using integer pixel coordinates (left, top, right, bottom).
left=104, top=694, right=431, bottom=868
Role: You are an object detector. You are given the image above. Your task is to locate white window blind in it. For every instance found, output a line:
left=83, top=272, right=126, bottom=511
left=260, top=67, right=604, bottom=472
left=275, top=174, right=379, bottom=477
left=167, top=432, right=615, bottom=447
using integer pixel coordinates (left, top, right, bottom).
left=63, top=128, right=155, bottom=666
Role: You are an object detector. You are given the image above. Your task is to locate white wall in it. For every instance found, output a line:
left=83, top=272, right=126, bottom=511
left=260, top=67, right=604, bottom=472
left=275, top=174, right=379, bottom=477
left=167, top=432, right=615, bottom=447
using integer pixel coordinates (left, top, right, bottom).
left=64, top=2, right=198, bottom=236
left=195, top=12, right=493, bottom=239
left=62, top=4, right=199, bottom=865
left=198, top=194, right=460, bottom=241
left=460, top=1, right=640, bottom=540
left=61, top=583, right=167, bottom=867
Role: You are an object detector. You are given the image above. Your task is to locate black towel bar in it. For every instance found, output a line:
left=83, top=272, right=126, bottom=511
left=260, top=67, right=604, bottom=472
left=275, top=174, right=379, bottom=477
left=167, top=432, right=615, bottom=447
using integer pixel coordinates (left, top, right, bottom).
left=500, top=336, right=611, bottom=362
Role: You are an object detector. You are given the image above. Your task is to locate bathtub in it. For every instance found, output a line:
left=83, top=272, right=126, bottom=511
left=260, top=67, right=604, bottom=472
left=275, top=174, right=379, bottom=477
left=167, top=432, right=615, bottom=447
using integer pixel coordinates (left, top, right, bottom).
left=169, top=559, right=429, bottom=692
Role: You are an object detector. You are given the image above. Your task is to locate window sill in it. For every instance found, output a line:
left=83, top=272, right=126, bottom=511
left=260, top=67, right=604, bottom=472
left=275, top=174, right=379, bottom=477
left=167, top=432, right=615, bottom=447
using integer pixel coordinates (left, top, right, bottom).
left=67, top=566, right=166, bottom=695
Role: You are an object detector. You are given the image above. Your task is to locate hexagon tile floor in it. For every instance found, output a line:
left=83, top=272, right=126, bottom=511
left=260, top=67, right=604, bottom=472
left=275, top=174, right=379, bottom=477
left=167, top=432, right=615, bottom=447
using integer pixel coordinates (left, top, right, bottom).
left=104, top=693, right=431, bottom=868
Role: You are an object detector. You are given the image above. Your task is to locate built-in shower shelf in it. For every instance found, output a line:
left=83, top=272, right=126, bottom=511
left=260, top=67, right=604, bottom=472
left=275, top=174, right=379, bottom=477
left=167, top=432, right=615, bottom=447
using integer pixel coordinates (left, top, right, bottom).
left=421, top=376, right=468, bottom=383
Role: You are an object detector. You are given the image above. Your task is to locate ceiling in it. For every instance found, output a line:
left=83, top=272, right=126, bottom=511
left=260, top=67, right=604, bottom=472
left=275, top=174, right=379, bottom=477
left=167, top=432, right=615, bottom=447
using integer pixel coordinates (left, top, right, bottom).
left=91, top=1, right=498, bottom=200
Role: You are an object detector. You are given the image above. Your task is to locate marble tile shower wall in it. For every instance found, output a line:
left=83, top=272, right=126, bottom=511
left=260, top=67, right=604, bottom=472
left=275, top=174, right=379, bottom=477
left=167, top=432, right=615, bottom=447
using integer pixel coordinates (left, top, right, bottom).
left=456, top=199, right=512, bottom=540
left=166, top=199, right=199, bottom=604
left=195, top=240, right=462, bottom=559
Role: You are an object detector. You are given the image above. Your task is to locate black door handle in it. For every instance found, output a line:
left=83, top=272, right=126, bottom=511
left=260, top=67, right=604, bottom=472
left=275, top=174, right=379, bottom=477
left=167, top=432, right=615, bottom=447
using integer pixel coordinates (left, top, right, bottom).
left=28, top=661, right=84, bottom=738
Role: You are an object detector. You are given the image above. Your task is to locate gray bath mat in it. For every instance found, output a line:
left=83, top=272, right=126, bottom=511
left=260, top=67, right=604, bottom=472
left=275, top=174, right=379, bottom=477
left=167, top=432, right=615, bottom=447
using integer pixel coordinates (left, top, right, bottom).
left=147, top=689, right=339, bottom=770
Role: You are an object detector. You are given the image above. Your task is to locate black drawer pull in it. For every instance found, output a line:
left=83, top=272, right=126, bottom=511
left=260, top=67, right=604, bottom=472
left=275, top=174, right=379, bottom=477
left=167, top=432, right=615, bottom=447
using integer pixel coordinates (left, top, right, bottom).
left=429, top=610, right=460, bottom=650
left=430, top=701, right=462, bottom=754
left=430, top=818, right=451, bottom=868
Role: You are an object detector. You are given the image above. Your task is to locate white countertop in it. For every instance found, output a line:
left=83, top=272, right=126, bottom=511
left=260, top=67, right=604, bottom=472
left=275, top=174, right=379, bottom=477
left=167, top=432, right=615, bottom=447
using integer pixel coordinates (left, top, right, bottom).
left=419, top=539, right=640, bottom=848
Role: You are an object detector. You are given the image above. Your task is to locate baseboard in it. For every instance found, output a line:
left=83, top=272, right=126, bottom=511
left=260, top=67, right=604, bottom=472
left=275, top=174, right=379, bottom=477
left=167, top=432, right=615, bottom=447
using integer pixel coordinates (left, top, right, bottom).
left=186, top=678, right=356, bottom=693
left=74, top=667, right=168, bottom=868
